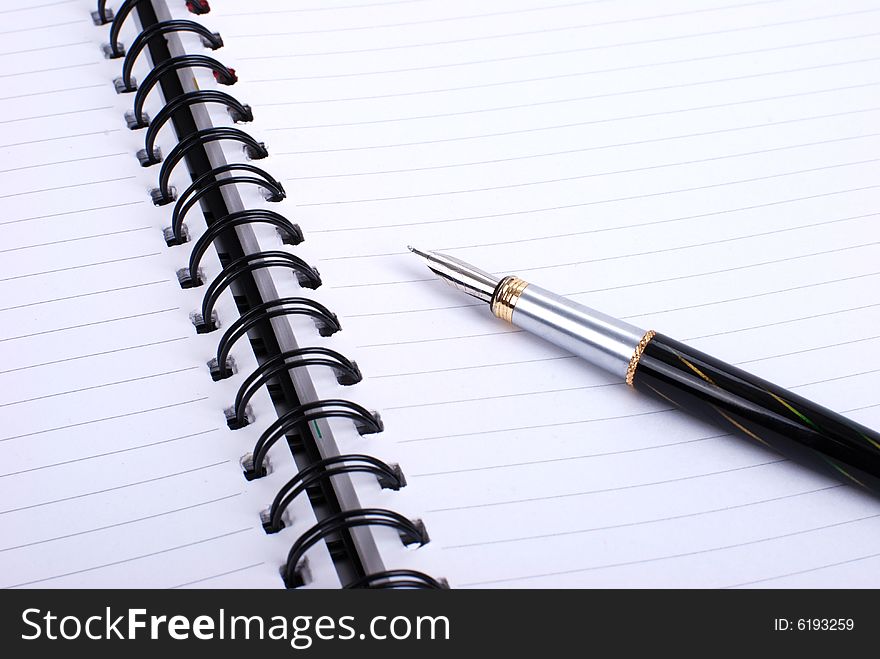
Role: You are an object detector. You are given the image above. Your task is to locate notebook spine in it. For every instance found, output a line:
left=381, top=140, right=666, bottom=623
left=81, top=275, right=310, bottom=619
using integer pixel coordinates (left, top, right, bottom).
left=96, top=1, right=444, bottom=589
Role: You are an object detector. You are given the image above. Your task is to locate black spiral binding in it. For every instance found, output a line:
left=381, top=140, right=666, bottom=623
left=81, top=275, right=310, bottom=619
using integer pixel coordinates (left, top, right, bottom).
left=127, top=55, right=237, bottom=129
left=194, top=251, right=323, bottom=332
left=185, top=210, right=303, bottom=288
left=94, top=0, right=209, bottom=25
left=116, top=20, right=223, bottom=93
left=152, top=127, right=268, bottom=205
left=282, top=510, right=430, bottom=589
left=226, top=348, right=363, bottom=429
left=243, top=399, right=384, bottom=480
left=138, top=89, right=253, bottom=166
left=167, top=163, right=286, bottom=246
left=262, top=455, right=404, bottom=533
left=345, top=570, right=447, bottom=590
left=209, top=298, right=341, bottom=379
left=98, top=1, right=441, bottom=590
left=96, top=0, right=209, bottom=55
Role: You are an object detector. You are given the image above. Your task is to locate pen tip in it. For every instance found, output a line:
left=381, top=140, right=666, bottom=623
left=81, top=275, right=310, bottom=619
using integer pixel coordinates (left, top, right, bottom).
left=405, top=246, right=499, bottom=302
left=407, top=245, right=431, bottom=259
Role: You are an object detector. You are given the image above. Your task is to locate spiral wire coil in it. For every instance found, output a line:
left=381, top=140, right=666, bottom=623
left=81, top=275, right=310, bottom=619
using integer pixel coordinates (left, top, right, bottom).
left=96, top=1, right=439, bottom=589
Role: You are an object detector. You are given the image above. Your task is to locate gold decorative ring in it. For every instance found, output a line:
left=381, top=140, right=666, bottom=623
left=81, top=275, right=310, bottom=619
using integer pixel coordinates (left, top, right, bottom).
left=490, top=276, right=529, bottom=323
left=625, top=329, right=656, bottom=386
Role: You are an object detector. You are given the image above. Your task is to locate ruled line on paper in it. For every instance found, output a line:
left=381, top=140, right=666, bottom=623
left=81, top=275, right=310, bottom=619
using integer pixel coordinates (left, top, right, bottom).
left=0, top=366, right=200, bottom=409
left=413, top=398, right=880, bottom=520
left=0, top=61, right=98, bottom=80
left=0, top=200, right=144, bottom=227
left=0, top=83, right=107, bottom=102
left=249, top=29, right=880, bottom=82
left=397, top=398, right=879, bottom=447
left=0, top=280, right=169, bottom=313
left=0, top=152, right=129, bottom=175
left=0, top=0, right=77, bottom=14
left=311, top=183, right=880, bottom=234
left=169, top=563, right=267, bottom=588
left=0, top=494, right=241, bottom=554
left=4, top=528, right=254, bottom=589
left=843, top=402, right=880, bottom=413
left=0, top=336, right=189, bottom=375
left=686, top=303, right=880, bottom=340
left=0, top=252, right=160, bottom=284
left=440, top=209, right=880, bottom=255
left=0, top=225, right=151, bottom=254
left=0, top=307, right=179, bottom=344
left=0, top=397, right=208, bottom=444
left=323, top=206, right=878, bottom=266
left=287, top=131, right=880, bottom=183
left=238, top=5, right=880, bottom=59
left=0, top=19, right=82, bottom=36
left=0, top=41, right=90, bottom=58
left=622, top=271, right=880, bottom=320
left=736, top=335, right=880, bottom=365
left=404, top=380, right=878, bottom=484
left=357, top=301, right=880, bottom=351
left=0, top=428, right=220, bottom=479
left=796, top=367, right=880, bottom=389
left=399, top=408, right=674, bottom=444
left=0, top=461, right=229, bottom=516
left=349, top=278, right=880, bottom=364
left=224, top=0, right=665, bottom=38
left=417, top=433, right=735, bottom=479
left=428, top=460, right=785, bottom=513
left=0, top=175, right=135, bottom=200
left=442, top=485, right=843, bottom=549
left=457, top=513, right=880, bottom=587
left=371, top=334, right=880, bottom=382
left=268, top=81, right=880, bottom=134
left=0, top=130, right=125, bottom=151
left=383, top=381, right=621, bottom=411
left=382, top=363, right=880, bottom=415
left=357, top=327, right=513, bottom=349
left=370, top=354, right=576, bottom=379
left=216, top=0, right=438, bottom=19
left=724, top=552, right=880, bottom=587
left=298, top=156, right=880, bottom=207
left=259, top=55, right=880, bottom=107
left=526, top=236, right=880, bottom=279
left=332, top=240, right=880, bottom=291
left=345, top=300, right=475, bottom=316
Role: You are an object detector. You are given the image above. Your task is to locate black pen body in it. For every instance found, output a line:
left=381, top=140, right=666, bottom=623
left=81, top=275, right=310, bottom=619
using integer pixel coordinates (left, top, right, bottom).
left=632, top=333, right=880, bottom=494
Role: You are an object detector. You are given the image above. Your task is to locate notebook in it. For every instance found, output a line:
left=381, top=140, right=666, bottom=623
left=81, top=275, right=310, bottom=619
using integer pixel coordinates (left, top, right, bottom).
left=1, top=0, right=878, bottom=589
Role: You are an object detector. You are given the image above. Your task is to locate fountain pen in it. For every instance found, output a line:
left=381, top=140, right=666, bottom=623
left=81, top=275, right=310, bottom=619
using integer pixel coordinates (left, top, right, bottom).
left=409, top=246, right=880, bottom=495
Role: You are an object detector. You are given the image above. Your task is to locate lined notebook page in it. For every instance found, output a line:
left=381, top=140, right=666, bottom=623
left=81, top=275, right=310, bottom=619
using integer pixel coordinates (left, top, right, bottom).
left=0, top=2, right=338, bottom=589
left=212, top=0, right=880, bottom=587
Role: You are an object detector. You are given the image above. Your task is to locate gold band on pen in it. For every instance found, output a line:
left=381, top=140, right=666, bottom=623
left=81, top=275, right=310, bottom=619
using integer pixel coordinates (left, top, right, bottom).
left=491, top=276, right=529, bottom=323
left=625, top=329, right=656, bottom=386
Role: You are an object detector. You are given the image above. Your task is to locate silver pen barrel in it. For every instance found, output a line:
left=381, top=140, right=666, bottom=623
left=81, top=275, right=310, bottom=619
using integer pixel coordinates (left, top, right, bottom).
left=491, top=276, right=646, bottom=380
left=408, top=248, right=647, bottom=381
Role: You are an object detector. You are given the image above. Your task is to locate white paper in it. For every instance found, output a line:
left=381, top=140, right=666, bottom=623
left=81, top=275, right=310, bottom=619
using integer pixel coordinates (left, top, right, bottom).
left=206, top=0, right=880, bottom=587
left=0, top=1, right=338, bottom=589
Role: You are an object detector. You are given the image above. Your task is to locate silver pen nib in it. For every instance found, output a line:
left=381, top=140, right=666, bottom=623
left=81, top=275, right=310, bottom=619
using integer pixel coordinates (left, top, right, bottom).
left=408, top=246, right=500, bottom=303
